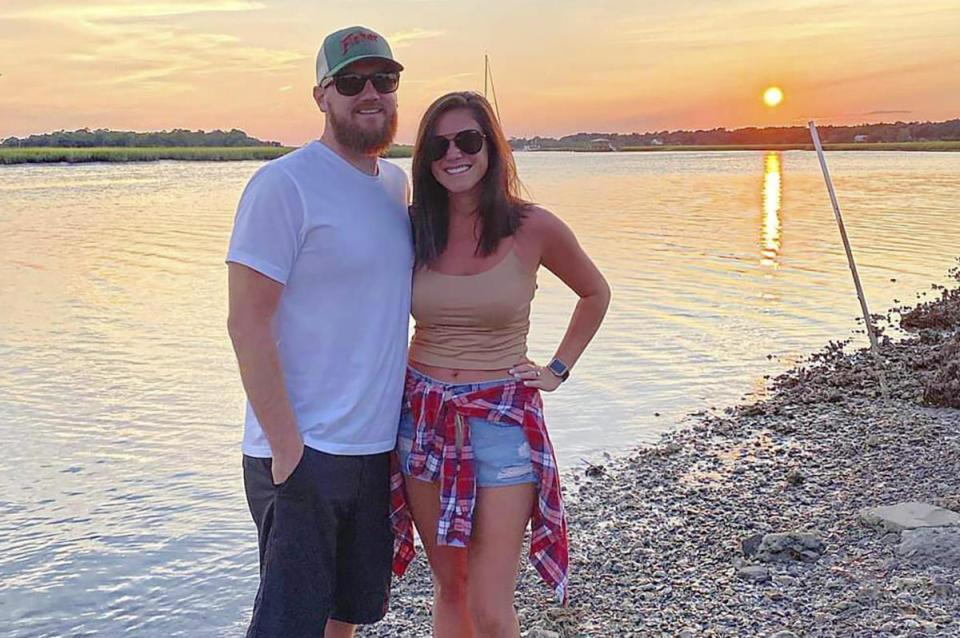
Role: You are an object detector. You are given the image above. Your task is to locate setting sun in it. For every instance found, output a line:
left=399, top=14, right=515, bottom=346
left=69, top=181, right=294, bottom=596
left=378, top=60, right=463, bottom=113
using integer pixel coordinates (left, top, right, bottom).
left=763, top=86, right=784, bottom=107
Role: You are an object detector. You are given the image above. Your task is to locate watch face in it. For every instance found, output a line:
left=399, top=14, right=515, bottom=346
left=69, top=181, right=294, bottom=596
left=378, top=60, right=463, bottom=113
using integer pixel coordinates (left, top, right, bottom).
left=548, top=359, right=567, bottom=376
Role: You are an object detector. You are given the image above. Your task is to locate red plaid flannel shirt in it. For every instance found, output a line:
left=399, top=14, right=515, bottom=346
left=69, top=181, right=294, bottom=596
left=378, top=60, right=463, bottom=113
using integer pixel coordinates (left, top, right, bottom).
left=389, top=369, right=569, bottom=602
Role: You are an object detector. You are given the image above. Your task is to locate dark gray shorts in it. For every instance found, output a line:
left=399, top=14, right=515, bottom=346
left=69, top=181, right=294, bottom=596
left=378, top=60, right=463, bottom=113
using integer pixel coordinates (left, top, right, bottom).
left=243, top=446, right=393, bottom=637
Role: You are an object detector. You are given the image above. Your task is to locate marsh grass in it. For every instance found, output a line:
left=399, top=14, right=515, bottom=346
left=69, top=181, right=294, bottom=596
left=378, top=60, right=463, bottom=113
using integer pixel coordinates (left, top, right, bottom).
left=0, top=144, right=414, bottom=164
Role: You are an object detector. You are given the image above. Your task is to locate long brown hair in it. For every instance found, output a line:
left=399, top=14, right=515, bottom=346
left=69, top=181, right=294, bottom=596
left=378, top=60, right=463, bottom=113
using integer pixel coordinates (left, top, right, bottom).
left=410, top=91, right=530, bottom=266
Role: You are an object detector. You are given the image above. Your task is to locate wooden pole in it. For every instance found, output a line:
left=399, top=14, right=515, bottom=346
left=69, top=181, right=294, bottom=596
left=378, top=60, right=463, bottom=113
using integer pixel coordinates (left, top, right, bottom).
left=808, top=121, right=890, bottom=400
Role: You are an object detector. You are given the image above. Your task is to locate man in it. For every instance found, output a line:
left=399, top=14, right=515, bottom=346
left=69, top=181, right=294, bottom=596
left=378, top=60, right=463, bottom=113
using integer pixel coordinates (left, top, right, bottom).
left=226, top=26, right=412, bottom=638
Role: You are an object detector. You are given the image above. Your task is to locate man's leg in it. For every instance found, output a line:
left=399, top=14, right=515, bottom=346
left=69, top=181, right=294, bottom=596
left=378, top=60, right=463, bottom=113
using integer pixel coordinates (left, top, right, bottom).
left=330, top=451, right=395, bottom=628
left=243, top=455, right=277, bottom=574
left=324, top=619, right=356, bottom=638
left=243, top=449, right=339, bottom=638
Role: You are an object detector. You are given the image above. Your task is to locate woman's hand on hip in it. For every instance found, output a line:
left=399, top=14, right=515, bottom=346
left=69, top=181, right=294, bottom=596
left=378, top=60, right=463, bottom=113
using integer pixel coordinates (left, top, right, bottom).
left=509, top=361, right=563, bottom=392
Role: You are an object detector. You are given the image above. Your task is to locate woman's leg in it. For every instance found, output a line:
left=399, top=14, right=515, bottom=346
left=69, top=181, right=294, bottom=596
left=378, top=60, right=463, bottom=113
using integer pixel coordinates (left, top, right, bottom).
left=403, top=476, right=473, bottom=638
left=466, top=483, right=535, bottom=638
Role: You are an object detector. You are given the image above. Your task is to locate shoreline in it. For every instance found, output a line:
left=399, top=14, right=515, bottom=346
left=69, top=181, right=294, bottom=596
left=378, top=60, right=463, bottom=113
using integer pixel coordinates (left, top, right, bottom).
left=2, top=142, right=958, bottom=165
left=0, top=145, right=414, bottom=164
left=363, top=260, right=960, bottom=637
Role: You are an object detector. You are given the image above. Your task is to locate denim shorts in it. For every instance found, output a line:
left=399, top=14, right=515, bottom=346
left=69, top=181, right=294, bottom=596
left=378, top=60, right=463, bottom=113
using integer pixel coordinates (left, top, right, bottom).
left=397, top=375, right=536, bottom=487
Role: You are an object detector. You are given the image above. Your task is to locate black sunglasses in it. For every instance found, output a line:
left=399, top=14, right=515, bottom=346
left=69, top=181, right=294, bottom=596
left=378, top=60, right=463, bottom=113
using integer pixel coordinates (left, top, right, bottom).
left=323, top=72, right=400, bottom=97
left=426, top=129, right=486, bottom=161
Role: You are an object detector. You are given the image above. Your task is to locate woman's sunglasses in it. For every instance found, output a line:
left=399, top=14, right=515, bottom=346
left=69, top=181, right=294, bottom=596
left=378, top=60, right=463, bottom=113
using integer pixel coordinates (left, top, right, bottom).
left=426, top=129, right=486, bottom=161
left=322, top=72, right=400, bottom=97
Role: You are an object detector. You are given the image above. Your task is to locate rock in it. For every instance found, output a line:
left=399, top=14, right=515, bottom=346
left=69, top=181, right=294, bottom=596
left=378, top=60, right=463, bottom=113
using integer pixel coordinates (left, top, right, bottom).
left=525, top=629, right=560, bottom=638
left=859, top=502, right=960, bottom=532
left=931, top=495, right=960, bottom=512
left=833, top=601, right=863, bottom=619
left=773, top=574, right=798, bottom=587
left=865, top=435, right=881, bottom=447
left=768, top=632, right=799, bottom=638
left=755, top=532, right=825, bottom=563
left=880, top=532, right=901, bottom=545
left=933, top=576, right=957, bottom=596
left=742, top=533, right=765, bottom=558
left=738, top=566, right=771, bottom=582
left=896, top=527, right=960, bottom=568
left=650, top=441, right=682, bottom=456
left=855, top=586, right=881, bottom=603
left=919, top=620, right=939, bottom=632
left=584, top=463, right=605, bottom=477
left=786, top=469, right=805, bottom=486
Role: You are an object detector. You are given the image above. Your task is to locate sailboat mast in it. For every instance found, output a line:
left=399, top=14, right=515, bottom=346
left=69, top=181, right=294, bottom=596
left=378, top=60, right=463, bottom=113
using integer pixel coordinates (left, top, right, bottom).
left=484, top=55, right=489, bottom=99
left=483, top=54, right=501, bottom=122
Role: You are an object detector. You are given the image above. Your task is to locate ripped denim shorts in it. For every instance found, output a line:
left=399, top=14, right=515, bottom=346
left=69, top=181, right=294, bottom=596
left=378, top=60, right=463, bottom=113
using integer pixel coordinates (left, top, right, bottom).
left=396, top=378, right=536, bottom=488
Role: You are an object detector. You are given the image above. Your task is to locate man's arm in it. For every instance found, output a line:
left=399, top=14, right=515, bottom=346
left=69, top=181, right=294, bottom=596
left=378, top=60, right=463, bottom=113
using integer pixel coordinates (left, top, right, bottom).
left=227, top=262, right=303, bottom=484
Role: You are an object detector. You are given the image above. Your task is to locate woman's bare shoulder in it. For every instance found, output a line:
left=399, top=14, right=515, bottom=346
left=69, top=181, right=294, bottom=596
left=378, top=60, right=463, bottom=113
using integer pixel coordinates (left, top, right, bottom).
left=520, top=205, right=566, bottom=237
left=515, top=205, right=568, bottom=264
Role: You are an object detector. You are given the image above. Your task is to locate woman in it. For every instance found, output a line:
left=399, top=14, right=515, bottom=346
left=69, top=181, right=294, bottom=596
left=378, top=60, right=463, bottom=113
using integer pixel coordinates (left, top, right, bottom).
left=389, top=92, right=610, bottom=638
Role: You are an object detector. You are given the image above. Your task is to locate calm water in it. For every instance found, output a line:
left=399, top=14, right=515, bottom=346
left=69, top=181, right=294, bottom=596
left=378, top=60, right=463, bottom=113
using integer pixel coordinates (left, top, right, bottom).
left=1, top=151, right=958, bottom=635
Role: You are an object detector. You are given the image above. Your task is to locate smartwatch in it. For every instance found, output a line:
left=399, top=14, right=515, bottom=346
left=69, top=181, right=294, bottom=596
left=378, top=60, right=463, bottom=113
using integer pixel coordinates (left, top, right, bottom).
left=546, top=357, right=570, bottom=382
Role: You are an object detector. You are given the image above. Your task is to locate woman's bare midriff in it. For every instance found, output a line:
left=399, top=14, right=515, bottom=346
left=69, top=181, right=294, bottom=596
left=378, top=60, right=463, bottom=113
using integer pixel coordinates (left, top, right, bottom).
left=409, top=360, right=525, bottom=384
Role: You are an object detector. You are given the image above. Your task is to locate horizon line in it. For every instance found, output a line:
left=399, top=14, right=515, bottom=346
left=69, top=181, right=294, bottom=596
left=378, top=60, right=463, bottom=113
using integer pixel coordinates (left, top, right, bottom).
left=3, top=116, right=958, bottom=146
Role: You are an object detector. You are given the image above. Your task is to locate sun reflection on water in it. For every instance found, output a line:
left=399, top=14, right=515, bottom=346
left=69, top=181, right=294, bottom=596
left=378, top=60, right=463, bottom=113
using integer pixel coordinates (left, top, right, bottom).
left=761, top=151, right=782, bottom=268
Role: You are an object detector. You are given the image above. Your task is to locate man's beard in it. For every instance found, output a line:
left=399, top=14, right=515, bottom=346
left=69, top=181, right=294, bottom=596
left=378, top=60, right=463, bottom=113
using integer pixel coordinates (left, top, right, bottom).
left=328, top=104, right=398, bottom=156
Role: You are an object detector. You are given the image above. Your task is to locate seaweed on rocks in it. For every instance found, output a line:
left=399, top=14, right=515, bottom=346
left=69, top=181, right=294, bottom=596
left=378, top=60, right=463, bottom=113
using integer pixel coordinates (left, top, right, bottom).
left=900, top=261, right=960, bottom=332
left=771, top=258, right=960, bottom=409
left=923, top=335, right=960, bottom=408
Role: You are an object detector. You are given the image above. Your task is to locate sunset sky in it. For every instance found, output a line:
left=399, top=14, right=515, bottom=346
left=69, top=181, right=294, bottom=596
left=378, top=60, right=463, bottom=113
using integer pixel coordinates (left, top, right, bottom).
left=1, top=0, right=958, bottom=145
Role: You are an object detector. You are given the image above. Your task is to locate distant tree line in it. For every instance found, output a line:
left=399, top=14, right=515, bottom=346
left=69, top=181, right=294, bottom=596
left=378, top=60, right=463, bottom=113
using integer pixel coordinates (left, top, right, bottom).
left=510, top=118, right=960, bottom=150
left=1, top=128, right=282, bottom=148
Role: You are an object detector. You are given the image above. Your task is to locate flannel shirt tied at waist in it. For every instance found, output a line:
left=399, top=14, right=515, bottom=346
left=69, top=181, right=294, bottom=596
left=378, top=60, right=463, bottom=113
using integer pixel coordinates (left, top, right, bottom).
left=389, top=368, right=569, bottom=602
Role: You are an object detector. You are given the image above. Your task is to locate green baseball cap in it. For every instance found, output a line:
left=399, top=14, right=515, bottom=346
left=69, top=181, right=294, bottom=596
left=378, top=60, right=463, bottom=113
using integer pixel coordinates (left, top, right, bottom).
left=316, top=26, right=403, bottom=86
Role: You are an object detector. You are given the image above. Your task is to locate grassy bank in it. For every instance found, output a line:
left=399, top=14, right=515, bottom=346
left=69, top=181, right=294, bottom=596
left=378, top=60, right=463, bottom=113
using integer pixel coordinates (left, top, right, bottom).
left=0, top=146, right=292, bottom=164
left=383, top=145, right=413, bottom=158
left=0, top=144, right=413, bottom=164
left=611, top=141, right=960, bottom=152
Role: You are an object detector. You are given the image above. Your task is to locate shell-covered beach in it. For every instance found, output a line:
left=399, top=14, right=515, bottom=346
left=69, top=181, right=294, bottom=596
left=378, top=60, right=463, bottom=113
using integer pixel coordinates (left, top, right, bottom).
left=365, top=260, right=960, bottom=637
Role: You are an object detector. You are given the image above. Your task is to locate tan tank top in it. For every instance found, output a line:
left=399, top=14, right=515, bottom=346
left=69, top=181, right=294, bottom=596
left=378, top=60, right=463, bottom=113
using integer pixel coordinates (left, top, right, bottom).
left=409, top=250, right=537, bottom=370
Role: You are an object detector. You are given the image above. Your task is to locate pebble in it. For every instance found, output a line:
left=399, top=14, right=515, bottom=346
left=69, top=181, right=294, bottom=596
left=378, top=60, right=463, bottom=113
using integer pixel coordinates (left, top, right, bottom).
left=773, top=575, right=798, bottom=587
left=786, top=469, right=805, bottom=486
left=738, top=565, right=771, bottom=582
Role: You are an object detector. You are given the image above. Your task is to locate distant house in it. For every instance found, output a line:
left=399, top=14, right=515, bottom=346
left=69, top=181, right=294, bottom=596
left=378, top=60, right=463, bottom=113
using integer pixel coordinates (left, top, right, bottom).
left=854, top=134, right=872, bottom=143
left=895, top=127, right=913, bottom=142
left=589, top=138, right=615, bottom=151
left=650, top=138, right=664, bottom=146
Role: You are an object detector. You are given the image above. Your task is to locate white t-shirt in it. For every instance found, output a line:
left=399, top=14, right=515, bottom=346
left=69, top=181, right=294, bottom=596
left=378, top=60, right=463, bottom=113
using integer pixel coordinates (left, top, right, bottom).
left=227, top=140, right=413, bottom=457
